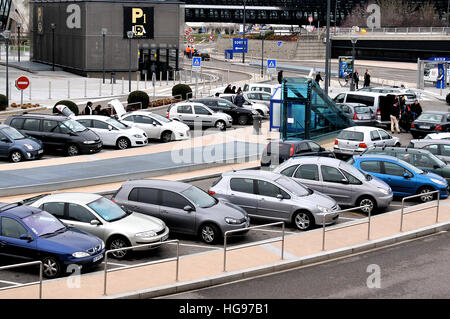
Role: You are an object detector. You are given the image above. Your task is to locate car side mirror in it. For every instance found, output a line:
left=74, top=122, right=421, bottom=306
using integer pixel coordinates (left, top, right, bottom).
left=108, top=125, right=113, bottom=131
left=90, top=219, right=101, bottom=226
left=152, top=121, right=157, bottom=126
left=319, top=147, right=325, bottom=152
left=433, top=165, right=440, bottom=169
left=19, top=234, right=33, bottom=242
left=340, top=179, right=349, bottom=184
left=184, top=205, right=194, bottom=212
left=403, top=172, right=411, bottom=179
left=0, top=138, right=10, bottom=143
left=276, top=194, right=284, bottom=200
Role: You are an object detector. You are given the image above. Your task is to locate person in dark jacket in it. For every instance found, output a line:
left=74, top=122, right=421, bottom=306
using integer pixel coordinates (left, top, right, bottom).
left=83, top=101, right=93, bottom=115
left=231, top=86, right=236, bottom=94
left=390, top=100, right=401, bottom=134
left=234, top=88, right=245, bottom=107
left=315, top=72, right=323, bottom=86
left=363, top=69, right=371, bottom=87
left=352, top=69, right=359, bottom=89
left=411, top=100, right=423, bottom=119
left=399, top=104, right=414, bottom=132
left=224, top=84, right=233, bottom=94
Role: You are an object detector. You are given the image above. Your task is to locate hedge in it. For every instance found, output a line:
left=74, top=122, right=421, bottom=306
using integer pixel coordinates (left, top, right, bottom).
left=172, top=84, right=192, bottom=100
left=127, top=90, right=149, bottom=109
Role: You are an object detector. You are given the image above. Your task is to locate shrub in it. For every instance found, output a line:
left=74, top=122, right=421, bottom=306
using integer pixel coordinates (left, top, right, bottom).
left=53, top=100, right=79, bottom=116
left=172, top=84, right=192, bottom=100
left=127, top=90, right=149, bottom=109
left=0, top=94, right=8, bottom=111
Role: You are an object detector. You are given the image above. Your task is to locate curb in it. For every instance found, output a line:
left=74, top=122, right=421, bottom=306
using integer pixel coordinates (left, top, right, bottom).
left=104, top=218, right=450, bottom=299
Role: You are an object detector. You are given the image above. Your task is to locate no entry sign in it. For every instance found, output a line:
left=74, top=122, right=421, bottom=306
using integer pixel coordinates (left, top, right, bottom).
left=15, top=76, right=30, bottom=90
left=189, top=37, right=194, bottom=44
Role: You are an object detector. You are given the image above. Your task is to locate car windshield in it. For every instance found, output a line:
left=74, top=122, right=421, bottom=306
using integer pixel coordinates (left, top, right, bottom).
left=417, top=114, right=444, bottom=123
left=87, top=197, right=127, bottom=222
left=337, top=130, right=364, bottom=141
left=354, top=106, right=371, bottom=113
left=397, top=158, right=424, bottom=174
left=22, top=211, right=65, bottom=237
left=63, top=120, right=87, bottom=132
left=1, top=127, right=25, bottom=140
left=428, top=152, right=447, bottom=167
left=149, top=113, right=171, bottom=123
left=340, top=163, right=367, bottom=181
left=106, top=118, right=128, bottom=129
left=276, top=176, right=310, bottom=197
left=182, top=186, right=217, bottom=208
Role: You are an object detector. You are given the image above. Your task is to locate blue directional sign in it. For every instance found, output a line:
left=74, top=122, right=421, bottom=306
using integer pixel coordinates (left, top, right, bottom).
left=232, top=38, right=248, bottom=53
left=192, top=57, right=201, bottom=70
left=437, top=63, right=446, bottom=89
left=277, top=41, right=283, bottom=47
left=267, top=59, right=277, bottom=69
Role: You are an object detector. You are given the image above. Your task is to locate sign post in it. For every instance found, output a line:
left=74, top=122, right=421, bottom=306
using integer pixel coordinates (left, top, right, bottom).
left=192, top=56, right=201, bottom=72
left=15, top=76, right=29, bottom=106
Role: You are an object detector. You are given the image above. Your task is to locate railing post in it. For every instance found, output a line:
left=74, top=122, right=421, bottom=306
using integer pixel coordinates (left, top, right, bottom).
left=322, top=214, right=326, bottom=251
left=176, top=241, right=180, bottom=282
left=400, top=198, right=405, bottom=232
left=436, top=191, right=440, bottom=223
left=223, top=233, right=227, bottom=272
left=103, top=252, right=108, bottom=295
left=281, top=222, right=285, bottom=260
left=367, top=206, right=372, bottom=240
left=39, top=261, right=43, bottom=299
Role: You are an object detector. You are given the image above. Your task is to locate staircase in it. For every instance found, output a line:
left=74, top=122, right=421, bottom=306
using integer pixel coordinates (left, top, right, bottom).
left=293, top=36, right=326, bottom=60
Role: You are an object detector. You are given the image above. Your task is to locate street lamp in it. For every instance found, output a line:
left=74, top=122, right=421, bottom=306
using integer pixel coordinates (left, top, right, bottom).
left=260, top=30, right=266, bottom=78
left=17, top=23, right=21, bottom=62
left=101, top=28, right=107, bottom=84
left=350, top=37, right=358, bottom=91
left=324, top=0, right=331, bottom=94
left=127, top=31, right=133, bottom=92
left=51, top=23, right=56, bottom=71
left=242, top=0, right=246, bottom=64
left=3, top=30, right=11, bottom=103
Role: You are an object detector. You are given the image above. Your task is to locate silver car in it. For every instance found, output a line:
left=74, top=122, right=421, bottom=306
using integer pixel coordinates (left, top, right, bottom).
left=336, top=103, right=376, bottom=125
left=30, top=193, right=169, bottom=259
left=209, top=170, right=340, bottom=231
left=334, top=126, right=400, bottom=158
left=112, top=180, right=250, bottom=244
left=409, top=138, right=450, bottom=163
left=273, top=157, right=393, bottom=213
left=167, top=102, right=233, bottom=131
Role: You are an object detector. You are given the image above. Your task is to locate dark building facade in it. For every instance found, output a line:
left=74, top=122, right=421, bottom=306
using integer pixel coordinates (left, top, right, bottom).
left=182, top=1, right=450, bottom=26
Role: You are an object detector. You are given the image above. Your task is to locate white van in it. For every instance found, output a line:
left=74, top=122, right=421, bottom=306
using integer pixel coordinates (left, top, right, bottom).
left=243, top=83, right=278, bottom=96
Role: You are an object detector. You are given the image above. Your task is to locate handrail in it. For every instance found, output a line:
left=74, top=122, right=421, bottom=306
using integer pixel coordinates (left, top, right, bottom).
left=0, top=261, right=43, bottom=299
left=400, top=190, right=440, bottom=232
left=223, top=221, right=285, bottom=272
left=103, top=239, right=179, bottom=296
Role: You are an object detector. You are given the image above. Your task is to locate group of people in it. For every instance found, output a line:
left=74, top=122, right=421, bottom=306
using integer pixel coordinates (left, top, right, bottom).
left=82, top=101, right=111, bottom=116
left=389, top=97, right=423, bottom=134
left=185, top=45, right=196, bottom=59
left=223, top=84, right=245, bottom=107
left=315, top=69, right=371, bottom=89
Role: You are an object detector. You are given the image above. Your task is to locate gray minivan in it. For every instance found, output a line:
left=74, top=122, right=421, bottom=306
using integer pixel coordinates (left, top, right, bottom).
left=273, top=157, right=393, bottom=214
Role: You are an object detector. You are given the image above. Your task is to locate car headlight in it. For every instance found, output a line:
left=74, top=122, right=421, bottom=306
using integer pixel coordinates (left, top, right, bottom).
left=24, top=144, right=33, bottom=150
left=101, top=240, right=105, bottom=250
left=133, top=134, right=144, bottom=138
left=316, top=205, right=331, bottom=213
left=378, top=188, right=389, bottom=195
left=72, top=252, right=90, bottom=258
left=225, top=217, right=240, bottom=224
left=431, top=178, right=447, bottom=186
left=83, top=140, right=96, bottom=144
left=135, top=231, right=157, bottom=238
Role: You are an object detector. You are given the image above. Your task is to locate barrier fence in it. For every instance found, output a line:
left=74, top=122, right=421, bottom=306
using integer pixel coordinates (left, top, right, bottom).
left=400, top=191, right=440, bottom=232
left=0, top=260, right=43, bottom=299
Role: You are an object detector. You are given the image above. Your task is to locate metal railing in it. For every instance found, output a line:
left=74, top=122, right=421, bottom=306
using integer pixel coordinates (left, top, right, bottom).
left=322, top=205, right=370, bottom=251
left=332, top=26, right=450, bottom=36
left=103, top=239, right=179, bottom=296
left=0, top=261, right=43, bottom=299
left=223, top=221, right=285, bottom=272
left=400, top=191, right=440, bottom=232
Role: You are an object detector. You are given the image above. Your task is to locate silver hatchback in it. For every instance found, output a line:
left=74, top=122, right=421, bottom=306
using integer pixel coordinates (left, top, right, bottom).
left=209, top=170, right=340, bottom=231
left=273, top=157, right=393, bottom=213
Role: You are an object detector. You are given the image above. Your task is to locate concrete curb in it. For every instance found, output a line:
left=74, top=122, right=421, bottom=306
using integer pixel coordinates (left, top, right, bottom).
left=103, top=218, right=450, bottom=299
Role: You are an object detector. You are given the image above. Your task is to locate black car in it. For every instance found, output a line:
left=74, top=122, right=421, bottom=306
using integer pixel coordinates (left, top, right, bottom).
left=190, top=97, right=255, bottom=125
left=4, top=113, right=102, bottom=156
left=410, top=111, right=450, bottom=139
left=260, top=139, right=335, bottom=167
left=193, top=49, right=211, bottom=61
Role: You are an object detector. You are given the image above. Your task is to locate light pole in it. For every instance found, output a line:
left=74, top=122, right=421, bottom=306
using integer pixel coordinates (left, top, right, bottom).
left=324, top=0, right=331, bottom=94
left=260, top=30, right=266, bottom=78
left=242, top=0, right=246, bottom=64
left=446, top=0, right=449, bottom=30
left=51, top=23, right=56, bottom=71
left=17, top=23, right=21, bottom=62
left=101, top=28, right=107, bottom=84
left=3, top=30, right=11, bottom=103
left=127, top=31, right=133, bottom=92
left=350, top=37, right=357, bottom=91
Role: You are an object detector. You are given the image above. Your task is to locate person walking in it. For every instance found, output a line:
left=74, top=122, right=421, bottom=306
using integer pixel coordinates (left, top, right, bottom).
left=315, top=72, right=323, bottom=87
left=390, top=100, right=401, bottom=134
left=234, top=88, right=245, bottom=107
left=352, top=69, right=359, bottom=90
left=411, top=100, right=423, bottom=119
left=363, top=69, right=371, bottom=87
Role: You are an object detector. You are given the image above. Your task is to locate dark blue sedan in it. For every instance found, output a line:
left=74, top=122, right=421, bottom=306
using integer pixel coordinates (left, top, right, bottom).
left=0, top=204, right=105, bottom=278
left=0, top=124, right=43, bottom=162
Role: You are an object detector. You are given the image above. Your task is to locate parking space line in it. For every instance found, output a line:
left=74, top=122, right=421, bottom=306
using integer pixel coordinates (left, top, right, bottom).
left=261, top=244, right=297, bottom=260
left=350, top=212, right=366, bottom=217
left=251, top=228, right=297, bottom=235
left=177, top=243, right=222, bottom=250
left=0, top=280, right=21, bottom=286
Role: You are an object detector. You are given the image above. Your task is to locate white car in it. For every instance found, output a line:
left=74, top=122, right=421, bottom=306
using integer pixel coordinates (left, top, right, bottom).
left=218, top=93, right=269, bottom=116
left=424, top=133, right=450, bottom=140
left=243, top=83, right=278, bottom=96
left=75, top=115, right=148, bottom=149
left=120, top=111, right=190, bottom=143
left=243, top=91, right=273, bottom=107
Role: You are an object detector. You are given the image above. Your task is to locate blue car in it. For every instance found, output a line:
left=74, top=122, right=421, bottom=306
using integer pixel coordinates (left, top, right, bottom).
left=0, top=204, right=105, bottom=278
left=0, top=124, right=43, bottom=162
left=351, top=154, right=449, bottom=203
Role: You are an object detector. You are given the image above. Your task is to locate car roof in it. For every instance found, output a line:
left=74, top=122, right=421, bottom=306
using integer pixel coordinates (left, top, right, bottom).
left=9, top=113, right=68, bottom=121
left=191, top=97, right=231, bottom=102
left=222, top=169, right=282, bottom=180
left=340, top=126, right=379, bottom=132
left=76, top=115, right=111, bottom=121
left=39, top=192, right=102, bottom=204
left=355, top=154, right=399, bottom=161
left=419, top=111, right=450, bottom=115
left=122, top=179, right=192, bottom=192
left=284, top=156, right=349, bottom=167
left=344, top=91, right=386, bottom=97
left=0, top=204, right=43, bottom=219
left=365, top=146, right=428, bottom=154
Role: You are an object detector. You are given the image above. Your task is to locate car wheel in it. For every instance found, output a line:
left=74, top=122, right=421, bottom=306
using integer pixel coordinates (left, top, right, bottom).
left=42, top=256, right=61, bottom=279
left=161, top=131, right=173, bottom=143
left=357, top=196, right=376, bottom=215
left=237, top=115, right=249, bottom=125
left=9, top=150, right=23, bottom=163
left=394, top=142, right=401, bottom=147
left=418, top=186, right=436, bottom=203
left=215, top=120, right=226, bottom=131
left=257, top=110, right=264, bottom=116
left=66, top=144, right=80, bottom=157
left=108, top=236, right=131, bottom=259
left=116, top=137, right=130, bottom=150
left=293, top=211, right=314, bottom=231
left=199, top=223, right=220, bottom=244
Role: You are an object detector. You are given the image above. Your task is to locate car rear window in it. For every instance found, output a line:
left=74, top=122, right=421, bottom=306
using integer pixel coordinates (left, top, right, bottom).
left=354, top=106, right=371, bottom=113
left=346, top=94, right=375, bottom=106
left=337, top=130, right=364, bottom=142
left=417, top=114, right=443, bottom=122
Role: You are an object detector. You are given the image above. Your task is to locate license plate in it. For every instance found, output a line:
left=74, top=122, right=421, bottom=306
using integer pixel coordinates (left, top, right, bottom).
left=421, top=126, right=430, bottom=129
left=161, top=234, right=169, bottom=242
left=93, top=254, right=103, bottom=262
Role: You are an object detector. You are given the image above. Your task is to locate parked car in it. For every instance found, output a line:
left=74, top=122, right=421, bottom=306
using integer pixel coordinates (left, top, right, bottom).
left=120, top=111, right=190, bottom=143
left=261, top=139, right=335, bottom=167
left=243, top=91, right=273, bottom=107
left=408, top=138, right=450, bottom=164
left=190, top=97, right=256, bottom=125
left=423, top=133, right=450, bottom=140
left=4, top=114, right=102, bottom=156
left=333, top=126, right=400, bottom=158
left=0, top=124, right=44, bottom=162
left=274, top=157, right=392, bottom=214
left=351, top=154, right=449, bottom=202
left=112, top=180, right=250, bottom=244
left=0, top=203, right=105, bottom=278
left=193, top=49, right=210, bottom=61
left=361, top=146, right=450, bottom=183
left=166, top=102, right=232, bottom=131
left=75, top=115, right=148, bottom=149
left=357, top=86, right=417, bottom=104
left=29, top=193, right=169, bottom=259
left=208, top=170, right=340, bottom=231
left=410, top=111, right=450, bottom=139
left=243, top=83, right=278, bottom=96
left=218, top=93, right=269, bottom=117
left=336, top=103, right=376, bottom=125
